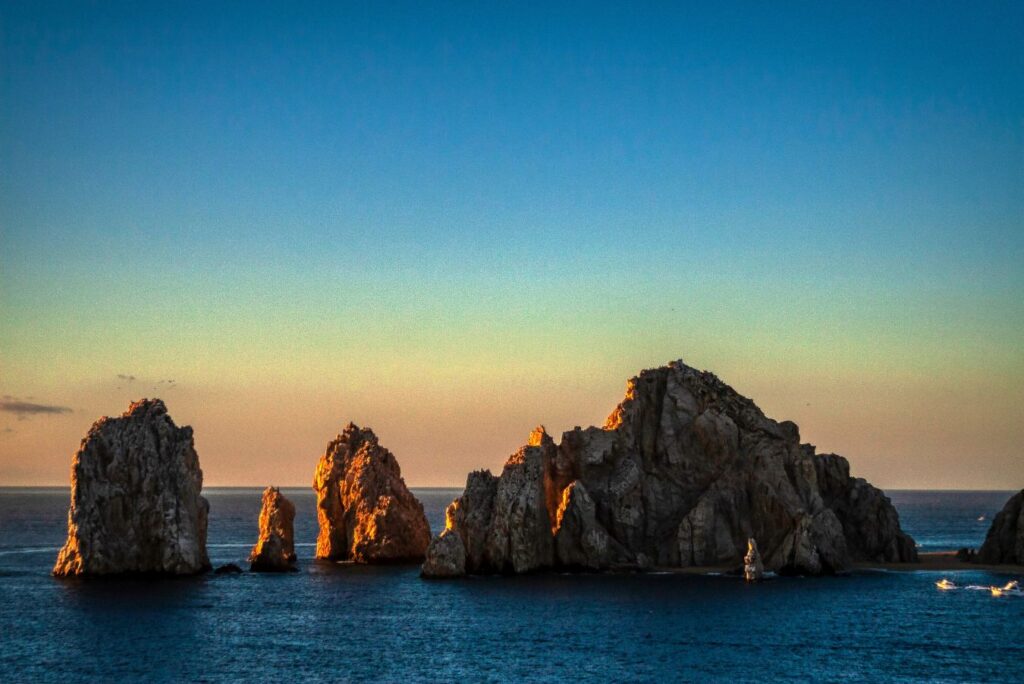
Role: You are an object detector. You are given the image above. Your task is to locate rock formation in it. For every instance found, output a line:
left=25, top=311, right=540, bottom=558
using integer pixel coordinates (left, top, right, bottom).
left=744, top=538, right=764, bottom=581
left=249, top=487, right=297, bottom=572
left=420, top=529, right=466, bottom=578
left=313, top=423, right=431, bottom=563
left=53, top=399, right=210, bottom=576
left=977, top=489, right=1024, bottom=565
left=422, top=360, right=917, bottom=578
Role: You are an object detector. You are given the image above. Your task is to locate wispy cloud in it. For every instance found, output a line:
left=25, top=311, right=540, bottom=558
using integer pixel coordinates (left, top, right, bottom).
left=0, top=399, right=73, bottom=416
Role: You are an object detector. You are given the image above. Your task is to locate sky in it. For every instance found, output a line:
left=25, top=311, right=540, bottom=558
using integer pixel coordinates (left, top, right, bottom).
left=1, top=1, right=1022, bottom=489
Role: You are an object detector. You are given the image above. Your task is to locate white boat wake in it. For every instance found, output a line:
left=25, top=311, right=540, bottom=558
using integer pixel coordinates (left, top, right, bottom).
left=936, top=578, right=1022, bottom=597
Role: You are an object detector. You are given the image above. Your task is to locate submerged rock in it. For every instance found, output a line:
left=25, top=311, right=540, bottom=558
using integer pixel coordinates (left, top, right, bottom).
left=249, top=487, right=297, bottom=572
left=977, top=490, right=1024, bottom=565
left=214, top=563, right=244, bottom=575
left=53, top=399, right=210, bottom=577
left=744, top=538, right=764, bottom=582
left=313, top=423, right=431, bottom=563
left=422, top=360, right=917, bottom=577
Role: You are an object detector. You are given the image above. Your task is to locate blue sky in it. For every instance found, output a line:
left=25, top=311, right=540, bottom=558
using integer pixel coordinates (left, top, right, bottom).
left=1, top=2, right=1022, bottom=487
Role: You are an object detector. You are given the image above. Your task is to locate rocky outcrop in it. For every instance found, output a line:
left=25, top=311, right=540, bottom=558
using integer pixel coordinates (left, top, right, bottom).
left=53, top=399, right=210, bottom=576
left=420, top=529, right=466, bottom=578
left=977, top=490, right=1024, bottom=565
left=744, top=538, right=764, bottom=582
left=249, top=487, right=297, bottom=572
left=422, top=360, right=917, bottom=578
left=313, top=423, right=431, bottom=563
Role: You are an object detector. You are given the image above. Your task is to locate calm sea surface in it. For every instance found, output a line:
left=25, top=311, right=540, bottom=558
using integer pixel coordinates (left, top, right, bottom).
left=0, top=488, right=1021, bottom=682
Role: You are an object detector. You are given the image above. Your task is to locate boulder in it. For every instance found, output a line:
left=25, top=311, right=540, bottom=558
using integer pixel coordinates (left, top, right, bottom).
left=977, top=490, right=1024, bottom=565
left=422, top=360, right=917, bottom=577
left=53, top=399, right=210, bottom=576
left=249, top=487, right=297, bottom=572
left=214, top=563, right=244, bottom=575
left=313, top=423, right=431, bottom=563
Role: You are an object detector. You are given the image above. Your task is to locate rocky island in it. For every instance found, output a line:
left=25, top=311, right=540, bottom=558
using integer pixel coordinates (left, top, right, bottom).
left=977, top=489, right=1024, bottom=565
left=249, top=487, right=298, bottom=572
left=313, top=423, right=431, bottom=563
left=423, top=360, right=918, bottom=578
left=53, top=399, right=210, bottom=576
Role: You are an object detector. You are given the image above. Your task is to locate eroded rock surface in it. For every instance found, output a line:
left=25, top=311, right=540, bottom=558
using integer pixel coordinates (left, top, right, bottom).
left=977, top=490, right=1024, bottom=565
left=313, top=423, right=431, bottom=563
left=422, top=360, right=917, bottom=578
left=53, top=399, right=210, bottom=576
left=421, top=529, right=466, bottom=578
left=249, top=487, right=297, bottom=572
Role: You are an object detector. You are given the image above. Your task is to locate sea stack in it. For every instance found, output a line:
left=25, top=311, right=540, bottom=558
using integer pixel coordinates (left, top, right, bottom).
left=422, top=360, right=917, bottom=578
left=744, top=539, right=764, bottom=582
left=977, top=489, right=1024, bottom=565
left=53, top=399, right=210, bottom=576
left=313, top=423, right=431, bottom=563
left=249, top=487, right=297, bottom=572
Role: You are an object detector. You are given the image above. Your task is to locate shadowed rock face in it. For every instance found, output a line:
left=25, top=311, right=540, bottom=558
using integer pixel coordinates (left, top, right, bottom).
left=249, top=487, right=297, bottom=572
left=423, top=360, right=917, bottom=578
left=313, top=423, right=431, bottom=563
left=53, top=399, right=210, bottom=576
left=977, top=490, right=1024, bottom=565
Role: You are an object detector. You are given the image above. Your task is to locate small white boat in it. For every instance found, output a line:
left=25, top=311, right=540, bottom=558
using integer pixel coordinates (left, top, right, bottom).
left=936, top=578, right=956, bottom=591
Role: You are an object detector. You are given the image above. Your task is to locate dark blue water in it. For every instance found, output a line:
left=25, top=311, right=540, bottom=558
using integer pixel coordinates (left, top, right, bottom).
left=1, top=489, right=1021, bottom=682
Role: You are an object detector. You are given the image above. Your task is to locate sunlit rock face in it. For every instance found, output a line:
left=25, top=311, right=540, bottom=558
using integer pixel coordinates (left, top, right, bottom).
left=977, top=490, right=1024, bottom=565
left=249, top=487, right=297, bottom=572
left=422, top=360, right=917, bottom=578
left=743, top=538, right=764, bottom=582
left=313, top=423, right=431, bottom=563
left=53, top=399, right=210, bottom=577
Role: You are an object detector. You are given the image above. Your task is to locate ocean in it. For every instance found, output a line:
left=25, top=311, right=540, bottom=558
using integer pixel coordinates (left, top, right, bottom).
left=1, top=488, right=1021, bottom=682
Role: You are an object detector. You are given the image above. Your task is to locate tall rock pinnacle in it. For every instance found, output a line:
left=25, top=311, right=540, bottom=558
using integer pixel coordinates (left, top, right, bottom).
left=313, top=423, right=431, bottom=563
left=53, top=399, right=210, bottom=576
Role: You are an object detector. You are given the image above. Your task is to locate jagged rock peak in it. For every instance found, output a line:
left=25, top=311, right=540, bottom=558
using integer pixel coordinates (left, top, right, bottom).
left=528, top=425, right=553, bottom=447
left=121, top=397, right=168, bottom=418
left=313, top=422, right=431, bottom=563
left=249, top=487, right=298, bottom=572
left=977, top=489, right=1024, bottom=565
left=422, top=359, right=917, bottom=578
left=53, top=399, right=210, bottom=576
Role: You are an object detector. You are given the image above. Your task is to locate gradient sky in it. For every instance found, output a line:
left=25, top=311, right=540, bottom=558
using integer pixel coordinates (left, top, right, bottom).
left=1, top=2, right=1022, bottom=489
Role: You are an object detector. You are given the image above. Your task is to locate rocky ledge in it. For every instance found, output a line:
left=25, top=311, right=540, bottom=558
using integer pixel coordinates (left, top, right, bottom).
left=249, top=487, right=298, bottom=572
left=423, top=360, right=917, bottom=578
left=313, top=423, right=431, bottom=563
left=53, top=399, right=210, bottom=576
left=977, top=489, right=1024, bottom=565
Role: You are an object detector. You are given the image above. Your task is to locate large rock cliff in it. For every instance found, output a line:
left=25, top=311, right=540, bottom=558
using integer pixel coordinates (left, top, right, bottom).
left=249, top=486, right=297, bottom=572
left=423, top=361, right=917, bottom=577
left=313, top=423, right=431, bottom=563
left=53, top=399, right=210, bottom=576
left=977, top=489, right=1024, bottom=565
